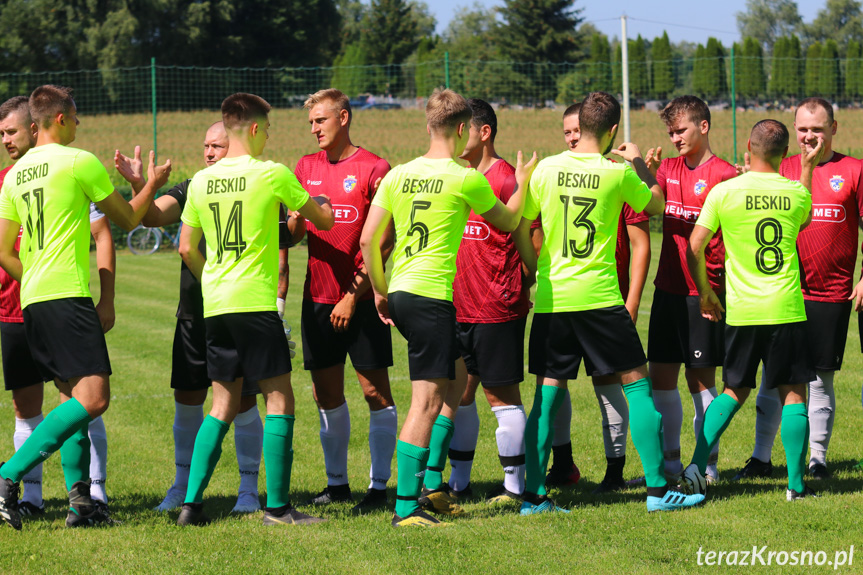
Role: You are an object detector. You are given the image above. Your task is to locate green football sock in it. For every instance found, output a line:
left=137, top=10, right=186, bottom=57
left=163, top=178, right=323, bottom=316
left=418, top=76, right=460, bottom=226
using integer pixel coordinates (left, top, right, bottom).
left=60, top=425, right=91, bottom=491
left=184, top=415, right=230, bottom=504
left=263, top=414, right=294, bottom=509
left=1, top=398, right=91, bottom=483
left=395, top=440, right=430, bottom=518
left=692, top=393, right=740, bottom=475
left=623, top=378, right=667, bottom=489
left=524, top=385, right=567, bottom=497
left=780, top=403, right=809, bottom=493
left=423, top=415, right=454, bottom=491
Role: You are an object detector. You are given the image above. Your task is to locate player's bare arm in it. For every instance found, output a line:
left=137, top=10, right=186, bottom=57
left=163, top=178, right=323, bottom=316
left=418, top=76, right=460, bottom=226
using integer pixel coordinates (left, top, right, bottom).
left=609, top=142, right=665, bottom=216
left=359, top=204, right=394, bottom=325
left=625, top=220, right=651, bottom=323
left=278, top=248, right=289, bottom=300
left=513, top=217, right=538, bottom=287
left=687, top=224, right=724, bottom=322
left=178, top=224, right=206, bottom=280
left=116, top=146, right=183, bottom=227
left=98, top=150, right=172, bottom=231
left=0, top=217, right=22, bottom=281
left=297, top=195, right=335, bottom=231
left=798, top=137, right=824, bottom=232
left=479, top=151, right=538, bottom=232
left=90, top=215, right=116, bottom=333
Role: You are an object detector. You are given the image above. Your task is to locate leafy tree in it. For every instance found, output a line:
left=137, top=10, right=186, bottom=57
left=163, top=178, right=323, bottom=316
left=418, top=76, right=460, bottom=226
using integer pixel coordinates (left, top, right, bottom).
left=331, top=42, right=375, bottom=96
left=694, top=38, right=726, bottom=100
left=784, top=35, right=804, bottom=97
left=692, top=44, right=707, bottom=96
left=769, top=36, right=788, bottom=96
left=819, top=39, right=841, bottom=97
left=612, top=42, right=622, bottom=95
left=846, top=39, right=862, bottom=98
left=736, top=36, right=765, bottom=99
left=806, top=0, right=863, bottom=49
left=805, top=42, right=822, bottom=96
left=628, top=35, right=649, bottom=98
left=651, top=32, right=674, bottom=99
left=587, top=33, right=612, bottom=93
left=736, top=0, right=803, bottom=52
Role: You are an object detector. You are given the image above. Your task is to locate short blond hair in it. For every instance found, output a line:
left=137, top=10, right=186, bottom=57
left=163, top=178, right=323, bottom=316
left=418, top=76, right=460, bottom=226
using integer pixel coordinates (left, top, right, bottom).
left=304, top=88, right=352, bottom=123
left=426, top=89, right=471, bottom=135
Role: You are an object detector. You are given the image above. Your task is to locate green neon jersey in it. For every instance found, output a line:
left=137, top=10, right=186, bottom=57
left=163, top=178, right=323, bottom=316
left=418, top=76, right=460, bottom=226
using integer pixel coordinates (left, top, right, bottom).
left=0, top=144, right=113, bottom=307
left=523, top=152, right=651, bottom=312
left=181, top=156, right=310, bottom=317
left=696, top=171, right=811, bottom=326
left=372, top=157, right=497, bottom=301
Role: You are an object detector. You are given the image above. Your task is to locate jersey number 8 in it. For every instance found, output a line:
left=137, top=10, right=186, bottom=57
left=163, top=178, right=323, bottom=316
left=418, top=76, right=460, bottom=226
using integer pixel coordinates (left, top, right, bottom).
left=755, top=217, right=784, bottom=275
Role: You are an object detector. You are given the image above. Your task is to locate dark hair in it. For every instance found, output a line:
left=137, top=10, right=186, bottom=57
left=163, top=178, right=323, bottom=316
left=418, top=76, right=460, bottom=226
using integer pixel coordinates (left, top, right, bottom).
left=563, top=102, right=581, bottom=119
left=578, top=92, right=619, bottom=138
left=797, top=97, right=834, bottom=125
left=750, top=119, right=789, bottom=159
left=660, top=95, right=711, bottom=131
left=29, top=85, right=74, bottom=129
left=466, top=98, right=497, bottom=141
left=221, top=93, right=272, bottom=130
left=0, top=96, right=31, bottom=124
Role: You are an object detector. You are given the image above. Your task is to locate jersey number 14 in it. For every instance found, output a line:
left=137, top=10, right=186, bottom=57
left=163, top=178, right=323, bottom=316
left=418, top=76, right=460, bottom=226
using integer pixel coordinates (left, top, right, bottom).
left=208, top=201, right=247, bottom=263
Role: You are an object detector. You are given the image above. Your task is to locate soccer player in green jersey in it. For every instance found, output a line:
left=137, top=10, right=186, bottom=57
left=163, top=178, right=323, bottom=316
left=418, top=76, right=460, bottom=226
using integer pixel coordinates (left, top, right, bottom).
left=682, top=120, right=821, bottom=501
left=513, top=91, right=704, bottom=514
left=176, top=93, right=335, bottom=527
left=360, top=89, right=536, bottom=527
left=0, top=84, right=171, bottom=530
left=0, top=95, right=117, bottom=517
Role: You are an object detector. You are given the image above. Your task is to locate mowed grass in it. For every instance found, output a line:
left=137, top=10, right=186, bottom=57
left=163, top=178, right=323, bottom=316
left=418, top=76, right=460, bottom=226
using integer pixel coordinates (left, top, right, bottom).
left=4, top=108, right=863, bottom=185
left=0, top=237, right=861, bottom=573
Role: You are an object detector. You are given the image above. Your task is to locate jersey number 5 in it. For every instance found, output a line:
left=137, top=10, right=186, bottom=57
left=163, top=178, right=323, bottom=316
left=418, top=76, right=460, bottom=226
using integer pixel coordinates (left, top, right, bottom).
left=208, top=201, right=247, bottom=263
left=22, top=188, right=45, bottom=251
left=405, top=200, right=431, bottom=258
left=559, top=195, right=597, bottom=258
left=755, top=217, right=784, bottom=275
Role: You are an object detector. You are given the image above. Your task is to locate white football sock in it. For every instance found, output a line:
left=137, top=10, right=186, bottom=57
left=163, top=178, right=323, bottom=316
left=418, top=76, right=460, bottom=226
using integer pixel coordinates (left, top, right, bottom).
left=14, top=414, right=44, bottom=507
left=319, top=402, right=350, bottom=486
left=808, top=370, right=835, bottom=467
left=692, top=387, right=720, bottom=477
left=492, top=404, right=526, bottom=495
left=173, top=402, right=204, bottom=490
left=368, top=406, right=397, bottom=490
left=593, top=384, right=629, bottom=458
left=447, top=401, right=479, bottom=492
left=552, top=390, right=572, bottom=447
left=88, top=416, right=108, bottom=503
left=653, top=388, right=683, bottom=476
left=234, top=405, right=263, bottom=494
left=752, top=381, right=781, bottom=462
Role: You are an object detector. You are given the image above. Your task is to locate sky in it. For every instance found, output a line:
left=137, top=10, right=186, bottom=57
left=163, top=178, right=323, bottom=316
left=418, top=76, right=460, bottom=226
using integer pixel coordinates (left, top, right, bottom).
left=427, top=0, right=822, bottom=44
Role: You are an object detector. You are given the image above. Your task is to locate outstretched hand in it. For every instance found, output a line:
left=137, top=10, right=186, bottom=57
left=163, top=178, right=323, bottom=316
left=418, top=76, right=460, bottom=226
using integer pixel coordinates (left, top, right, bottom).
left=644, top=146, right=662, bottom=176
left=147, top=150, right=172, bottom=189
left=516, top=150, right=538, bottom=183
left=115, top=145, right=144, bottom=185
left=734, top=152, right=751, bottom=176
left=608, top=142, right=644, bottom=163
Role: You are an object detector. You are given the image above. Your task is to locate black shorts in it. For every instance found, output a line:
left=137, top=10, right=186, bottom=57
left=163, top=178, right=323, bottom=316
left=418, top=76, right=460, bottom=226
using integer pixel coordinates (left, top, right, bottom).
left=172, top=317, right=260, bottom=396
left=0, top=322, right=44, bottom=391
left=647, top=288, right=725, bottom=368
left=388, top=291, right=458, bottom=381
left=22, top=297, right=111, bottom=382
left=301, top=299, right=393, bottom=371
left=457, top=317, right=526, bottom=387
left=528, top=306, right=646, bottom=380
left=723, top=322, right=815, bottom=389
left=204, top=312, right=292, bottom=384
left=803, top=300, right=850, bottom=371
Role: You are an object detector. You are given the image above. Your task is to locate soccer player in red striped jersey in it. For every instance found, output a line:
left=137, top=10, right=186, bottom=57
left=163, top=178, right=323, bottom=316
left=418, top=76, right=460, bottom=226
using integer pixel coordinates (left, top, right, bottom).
left=643, top=96, right=737, bottom=483
left=736, top=97, right=863, bottom=481
left=292, top=89, right=397, bottom=513
left=439, top=98, right=530, bottom=504
left=544, top=102, right=652, bottom=492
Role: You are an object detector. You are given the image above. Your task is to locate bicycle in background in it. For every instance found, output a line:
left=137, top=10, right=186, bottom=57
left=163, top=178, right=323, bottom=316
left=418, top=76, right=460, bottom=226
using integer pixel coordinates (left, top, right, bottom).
left=127, top=223, right=182, bottom=255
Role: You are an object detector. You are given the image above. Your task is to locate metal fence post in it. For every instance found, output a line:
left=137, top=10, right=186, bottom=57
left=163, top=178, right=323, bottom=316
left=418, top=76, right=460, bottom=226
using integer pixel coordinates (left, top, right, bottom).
left=151, top=57, right=158, bottom=162
left=730, top=45, right=737, bottom=163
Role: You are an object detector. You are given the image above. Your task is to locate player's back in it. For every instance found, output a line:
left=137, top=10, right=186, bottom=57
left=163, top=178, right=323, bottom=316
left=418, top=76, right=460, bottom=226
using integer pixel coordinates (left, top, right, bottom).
left=0, top=143, right=113, bottom=307
left=373, top=156, right=496, bottom=301
left=524, top=151, right=651, bottom=313
left=182, top=155, right=309, bottom=317
left=698, top=171, right=811, bottom=326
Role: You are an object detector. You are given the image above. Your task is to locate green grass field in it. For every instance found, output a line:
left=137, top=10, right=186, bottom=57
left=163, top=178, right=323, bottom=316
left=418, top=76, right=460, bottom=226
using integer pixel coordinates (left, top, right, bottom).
left=0, top=238, right=861, bottom=573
